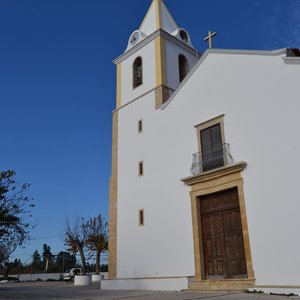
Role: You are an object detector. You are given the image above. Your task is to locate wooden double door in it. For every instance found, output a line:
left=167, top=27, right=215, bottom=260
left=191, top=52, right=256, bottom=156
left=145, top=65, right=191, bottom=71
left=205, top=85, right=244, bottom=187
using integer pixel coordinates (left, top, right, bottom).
left=200, top=188, right=247, bottom=279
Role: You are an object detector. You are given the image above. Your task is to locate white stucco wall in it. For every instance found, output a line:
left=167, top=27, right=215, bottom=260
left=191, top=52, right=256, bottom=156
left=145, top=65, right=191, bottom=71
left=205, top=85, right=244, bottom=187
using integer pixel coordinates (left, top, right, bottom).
left=116, top=50, right=300, bottom=286
left=117, top=89, right=195, bottom=278
left=162, top=51, right=300, bottom=286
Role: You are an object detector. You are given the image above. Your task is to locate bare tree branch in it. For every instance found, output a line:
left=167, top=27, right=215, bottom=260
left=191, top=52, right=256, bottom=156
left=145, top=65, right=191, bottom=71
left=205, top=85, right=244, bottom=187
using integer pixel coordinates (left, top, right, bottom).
left=64, top=217, right=88, bottom=275
left=85, top=215, right=108, bottom=275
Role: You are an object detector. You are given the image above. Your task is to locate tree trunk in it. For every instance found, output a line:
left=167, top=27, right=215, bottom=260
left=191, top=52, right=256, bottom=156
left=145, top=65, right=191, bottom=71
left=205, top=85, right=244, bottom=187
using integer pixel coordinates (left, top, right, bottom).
left=4, top=261, right=9, bottom=278
left=95, top=251, right=101, bottom=275
left=78, top=246, right=87, bottom=275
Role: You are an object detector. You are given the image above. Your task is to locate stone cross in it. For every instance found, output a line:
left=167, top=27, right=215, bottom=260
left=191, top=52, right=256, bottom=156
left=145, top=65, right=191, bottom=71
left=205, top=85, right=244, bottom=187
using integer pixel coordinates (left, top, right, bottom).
left=204, top=30, right=217, bottom=49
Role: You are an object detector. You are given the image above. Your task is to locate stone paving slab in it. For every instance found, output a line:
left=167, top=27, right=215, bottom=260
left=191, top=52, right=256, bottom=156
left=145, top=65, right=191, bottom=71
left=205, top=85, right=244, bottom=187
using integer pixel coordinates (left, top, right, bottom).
left=0, top=281, right=299, bottom=300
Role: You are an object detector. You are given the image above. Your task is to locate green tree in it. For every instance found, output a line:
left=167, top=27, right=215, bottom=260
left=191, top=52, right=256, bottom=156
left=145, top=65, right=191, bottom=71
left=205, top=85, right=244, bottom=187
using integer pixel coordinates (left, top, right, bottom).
left=8, top=258, right=24, bottom=275
left=32, top=250, right=42, bottom=272
left=0, top=170, right=35, bottom=277
left=42, top=244, right=56, bottom=272
left=85, top=215, right=108, bottom=275
left=42, top=244, right=54, bottom=263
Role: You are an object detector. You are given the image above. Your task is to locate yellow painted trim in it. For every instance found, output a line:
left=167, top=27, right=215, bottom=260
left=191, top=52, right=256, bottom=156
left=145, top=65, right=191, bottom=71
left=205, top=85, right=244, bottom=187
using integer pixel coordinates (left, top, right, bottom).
left=139, top=0, right=176, bottom=32
left=155, top=34, right=168, bottom=109
left=155, top=0, right=162, bottom=30
left=155, top=38, right=162, bottom=85
left=116, top=63, right=122, bottom=109
left=155, top=37, right=162, bottom=86
left=155, top=36, right=167, bottom=86
left=160, top=37, right=167, bottom=84
left=108, top=111, right=118, bottom=279
left=139, top=1, right=155, bottom=30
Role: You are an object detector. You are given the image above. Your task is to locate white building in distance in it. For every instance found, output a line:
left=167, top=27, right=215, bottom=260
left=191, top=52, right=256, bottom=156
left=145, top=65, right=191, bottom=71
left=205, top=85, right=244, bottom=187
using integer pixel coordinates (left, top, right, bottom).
left=103, top=0, right=300, bottom=293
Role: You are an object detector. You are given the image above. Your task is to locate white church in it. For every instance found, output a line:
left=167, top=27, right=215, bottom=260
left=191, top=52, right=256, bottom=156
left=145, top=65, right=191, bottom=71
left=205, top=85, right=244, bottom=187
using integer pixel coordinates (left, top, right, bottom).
left=103, top=0, right=300, bottom=293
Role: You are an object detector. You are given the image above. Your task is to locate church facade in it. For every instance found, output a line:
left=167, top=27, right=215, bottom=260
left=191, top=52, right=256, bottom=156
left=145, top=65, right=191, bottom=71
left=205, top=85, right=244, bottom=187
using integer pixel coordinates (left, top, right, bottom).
left=103, top=0, right=300, bottom=293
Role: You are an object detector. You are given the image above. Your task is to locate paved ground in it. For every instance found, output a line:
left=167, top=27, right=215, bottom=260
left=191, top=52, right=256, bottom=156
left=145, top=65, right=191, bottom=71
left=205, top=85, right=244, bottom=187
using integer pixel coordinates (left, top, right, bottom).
left=0, top=281, right=299, bottom=300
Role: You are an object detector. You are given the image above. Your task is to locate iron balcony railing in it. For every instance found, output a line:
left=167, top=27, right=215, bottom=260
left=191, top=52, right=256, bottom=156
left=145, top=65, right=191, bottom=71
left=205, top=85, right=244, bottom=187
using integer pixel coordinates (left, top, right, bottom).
left=190, top=143, right=234, bottom=175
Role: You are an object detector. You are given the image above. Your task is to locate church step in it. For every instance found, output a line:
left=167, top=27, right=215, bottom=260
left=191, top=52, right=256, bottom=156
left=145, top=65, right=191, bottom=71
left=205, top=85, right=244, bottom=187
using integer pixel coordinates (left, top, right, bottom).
left=189, top=278, right=255, bottom=291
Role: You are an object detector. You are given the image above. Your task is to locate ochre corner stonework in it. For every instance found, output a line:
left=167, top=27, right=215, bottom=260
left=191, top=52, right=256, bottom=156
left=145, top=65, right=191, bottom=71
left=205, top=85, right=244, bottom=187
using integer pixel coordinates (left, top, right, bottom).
left=155, top=35, right=168, bottom=109
left=155, top=85, right=172, bottom=109
left=116, top=63, right=122, bottom=109
left=108, top=111, right=118, bottom=279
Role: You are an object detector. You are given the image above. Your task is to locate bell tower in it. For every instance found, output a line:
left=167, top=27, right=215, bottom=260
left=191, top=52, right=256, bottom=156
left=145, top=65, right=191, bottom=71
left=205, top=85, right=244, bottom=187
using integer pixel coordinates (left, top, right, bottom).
left=113, top=0, right=199, bottom=110
left=108, top=0, right=199, bottom=280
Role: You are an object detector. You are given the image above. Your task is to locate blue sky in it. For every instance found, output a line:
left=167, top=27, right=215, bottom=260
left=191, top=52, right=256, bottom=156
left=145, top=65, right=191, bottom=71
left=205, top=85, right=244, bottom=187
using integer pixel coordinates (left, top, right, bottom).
left=1, top=0, right=299, bottom=264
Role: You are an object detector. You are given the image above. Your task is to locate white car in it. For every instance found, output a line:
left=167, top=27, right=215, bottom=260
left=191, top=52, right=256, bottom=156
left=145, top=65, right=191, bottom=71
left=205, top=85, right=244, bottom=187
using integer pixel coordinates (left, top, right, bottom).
left=63, top=268, right=82, bottom=281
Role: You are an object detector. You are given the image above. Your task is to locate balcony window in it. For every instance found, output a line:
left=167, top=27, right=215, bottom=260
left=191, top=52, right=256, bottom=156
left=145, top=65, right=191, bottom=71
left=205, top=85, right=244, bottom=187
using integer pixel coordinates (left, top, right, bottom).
left=190, top=143, right=233, bottom=175
left=191, top=115, right=233, bottom=175
left=200, top=124, right=223, bottom=172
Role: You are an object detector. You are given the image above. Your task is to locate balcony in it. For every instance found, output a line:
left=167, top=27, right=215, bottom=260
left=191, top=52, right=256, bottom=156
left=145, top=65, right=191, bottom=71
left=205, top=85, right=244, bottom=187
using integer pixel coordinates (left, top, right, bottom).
left=190, top=144, right=234, bottom=175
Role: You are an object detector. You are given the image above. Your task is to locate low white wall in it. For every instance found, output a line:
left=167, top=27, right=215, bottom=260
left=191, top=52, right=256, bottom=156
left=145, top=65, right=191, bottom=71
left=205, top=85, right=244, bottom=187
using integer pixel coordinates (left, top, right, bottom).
left=9, top=272, right=108, bottom=282
left=101, top=277, right=190, bottom=291
left=16, top=273, right=62, bottom=282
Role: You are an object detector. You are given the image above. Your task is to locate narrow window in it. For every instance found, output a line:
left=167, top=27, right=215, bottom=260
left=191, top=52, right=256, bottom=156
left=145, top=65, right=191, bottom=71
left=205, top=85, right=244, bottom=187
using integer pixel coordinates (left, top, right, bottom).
left=178, top=54, right=189, bottom=82
left=133, top=57, right=143, bottom=88
left=200, top=124, right=224, bottom=172
left=139, top=209, right=144, bottom=226
left=138, top=161, right=144, bottom=176
left=138, top=119, right=143, bottom=133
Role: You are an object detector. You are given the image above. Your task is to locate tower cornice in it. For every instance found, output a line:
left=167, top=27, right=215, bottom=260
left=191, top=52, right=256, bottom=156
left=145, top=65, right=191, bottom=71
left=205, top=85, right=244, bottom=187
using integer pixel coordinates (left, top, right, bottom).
left=113, top=29, right=200, bottom=65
